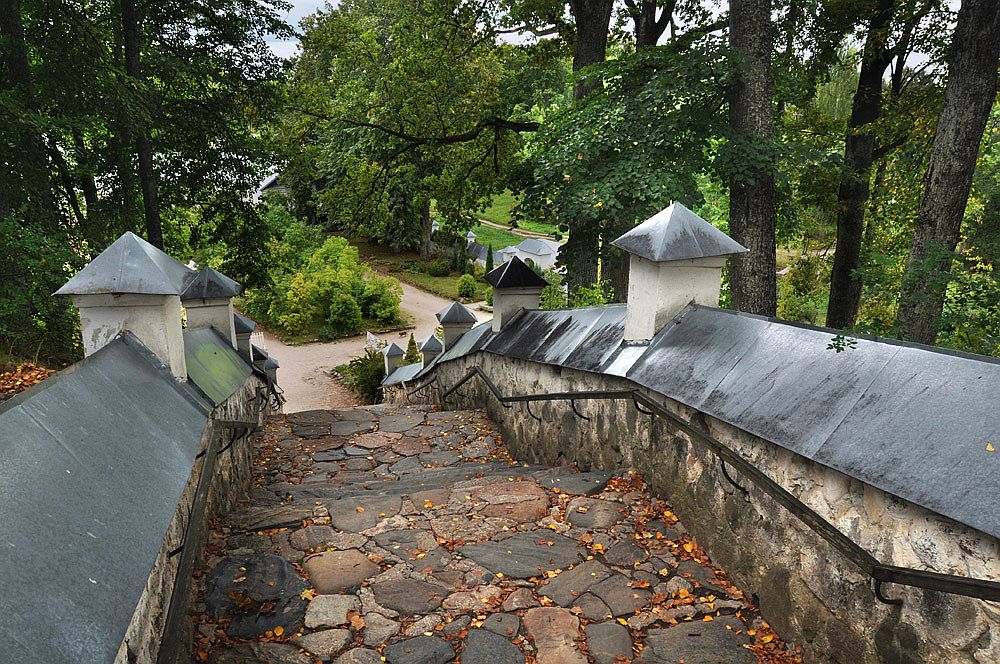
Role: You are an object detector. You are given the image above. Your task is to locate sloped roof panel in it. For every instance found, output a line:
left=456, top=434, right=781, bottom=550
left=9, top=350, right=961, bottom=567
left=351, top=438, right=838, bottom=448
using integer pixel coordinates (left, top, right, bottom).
left=610, top=202, right=747, bottom=262
left=484, top=257, right=548, bottom=289
left=0, top=337, right=209, bottom=663
left=437, top=301, right=478, bottom=324
left=181, top=267, right=242, bottom=300
left=55, top=232, right=196, bottom=296
left=185, top=328, right=253, bottom=406
left=233, top=312, right=257, bottom=334
left=382, top=362, right=423, bottom=386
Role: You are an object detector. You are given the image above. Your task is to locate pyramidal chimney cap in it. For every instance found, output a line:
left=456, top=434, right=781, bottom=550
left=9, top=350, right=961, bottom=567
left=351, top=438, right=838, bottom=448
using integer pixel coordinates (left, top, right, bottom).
left=484, top=256, right=548, bottom=289
left=436, top=301, right=478, bottom=324
left=611, top=202, right=747, bottom=263
left=55, top=231, right=195, bottom=296
left=181, top=267, right=243, bottom=300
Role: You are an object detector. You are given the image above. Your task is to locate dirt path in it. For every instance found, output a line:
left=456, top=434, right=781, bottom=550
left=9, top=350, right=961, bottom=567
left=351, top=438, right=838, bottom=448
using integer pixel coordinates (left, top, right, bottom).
left=263, top=283, right=489, bottom=413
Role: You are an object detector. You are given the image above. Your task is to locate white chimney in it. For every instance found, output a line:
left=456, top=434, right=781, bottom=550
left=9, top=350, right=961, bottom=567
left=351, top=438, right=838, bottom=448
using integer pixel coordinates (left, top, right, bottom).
left=611, top=202, right=747, bottom=344
left=180, top=267, right=243, bottom=349
left=54, top=231, right=194, bottom=379
left=436, top=301, right=478, bottom=349
left=382, top=342, right=405, bottom=374
left=419, top=334, right=444, bottom=366
left=484, top=257, right=547, bottom=332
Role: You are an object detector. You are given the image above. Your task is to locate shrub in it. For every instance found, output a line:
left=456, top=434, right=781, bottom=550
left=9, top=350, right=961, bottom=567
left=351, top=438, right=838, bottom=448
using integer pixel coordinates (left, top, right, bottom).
left=325, top=292, right=363, bottom=336
left=342, top=348, right=385, bottom=403
left=404, top=333, right=422, bottom=364
left=485, top=286, right=493, bottom=306
left=360, top=274, right=403, bottom=322
left=569, top=280, right=613, bottom=308
left=485, top=244, right=494, bottom=271
left=457, top=274, right=477, bottom=299
left=425, top=258, right=452, bottom=277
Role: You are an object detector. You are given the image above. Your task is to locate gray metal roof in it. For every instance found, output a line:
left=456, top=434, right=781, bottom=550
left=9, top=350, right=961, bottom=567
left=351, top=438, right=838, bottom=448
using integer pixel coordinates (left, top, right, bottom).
left=420, top=335, right=444, bottom=352
left=0, top=335, right=210, bottom=663
left=436, top=301, right=478, bottom=324
left=186, top=328, right=254, bottom=406
left=517, top=238, right=558, bottom=256
left=181, top=267, right=242, bottom=300
left=383, top=342, right=404, bottom=357
left=484, top=256, right=548, bottom=289
left=55, top=231, right=196, bottom=296
left=414, top=301, right=1000, bottom=540
left=233, top=312, right=256, bottom=334
left=610, top=202, right=747, bottom=262
left=383, top=362, right=423, bottom=386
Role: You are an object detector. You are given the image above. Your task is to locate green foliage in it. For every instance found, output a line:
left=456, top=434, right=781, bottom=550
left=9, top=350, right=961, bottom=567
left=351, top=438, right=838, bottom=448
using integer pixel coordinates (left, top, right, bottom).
left=568, top=281, right=614, bottom=308
left=425, top=259, right=453, bottom=277
left=342, top=348, right=386, bottom=403
left=537, top=270, right=567, bottom=310
left=0, top=218, right=83, bottom=363
left=457, top=274, right=478, bottom=300
left=485, top=244, right=495, bottom=272
left=360, top=275, right=404, bottom=322
left=485, top=286, right=494, bottom=306
left=777, top=255, right=831, bottom=325
left=242, top=215, right=402, bottom=337
left=279, top=0, right=523, bottom=250
left=326, top=292, right=364, bottom=337
left=404, top=334, right=422, bottom=364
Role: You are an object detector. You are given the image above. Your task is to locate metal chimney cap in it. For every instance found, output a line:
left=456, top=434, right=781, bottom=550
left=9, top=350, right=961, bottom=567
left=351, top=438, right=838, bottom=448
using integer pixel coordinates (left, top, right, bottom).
left=610, top=202, right=748, bottom=263
left=55, top=231, right=195, bottom=296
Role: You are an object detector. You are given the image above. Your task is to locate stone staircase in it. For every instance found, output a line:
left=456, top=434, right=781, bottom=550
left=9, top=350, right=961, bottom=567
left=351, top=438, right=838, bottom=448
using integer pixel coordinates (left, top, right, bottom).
left=189, top=404, right=794, bottom=663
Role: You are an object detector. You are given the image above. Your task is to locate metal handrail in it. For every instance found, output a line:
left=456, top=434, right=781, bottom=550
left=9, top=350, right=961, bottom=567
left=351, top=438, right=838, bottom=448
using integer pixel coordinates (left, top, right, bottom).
left=435, top=365, right=1000, bottom=604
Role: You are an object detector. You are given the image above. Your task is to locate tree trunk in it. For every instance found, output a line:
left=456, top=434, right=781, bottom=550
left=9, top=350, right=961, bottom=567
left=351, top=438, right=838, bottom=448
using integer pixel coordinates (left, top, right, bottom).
left=896, top=0, right=1000, bottom=344
left=73, top=130, right=99, bottom=216
left=120, top=0, right=162, bottom=248
left=728, top=0, right=777, bottom=316
left=0, top=0, right=59, bottom=228
left=632, top=0, right=673, bottom=48
left=419, top=199, right=433, bottom=260
left=825, top=0, right=894, bottom=329
left=568, top=0, right=614, bottom=100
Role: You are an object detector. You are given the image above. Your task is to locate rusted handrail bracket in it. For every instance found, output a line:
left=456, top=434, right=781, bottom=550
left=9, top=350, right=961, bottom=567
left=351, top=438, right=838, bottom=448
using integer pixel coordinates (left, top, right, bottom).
left=435, top=365, right=1000, bottom=604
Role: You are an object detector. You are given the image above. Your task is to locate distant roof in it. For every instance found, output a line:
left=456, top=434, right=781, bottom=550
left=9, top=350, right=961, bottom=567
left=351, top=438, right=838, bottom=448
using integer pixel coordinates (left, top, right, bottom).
left=186, top=328, right=253, bottom=406
left=420, top=335, right=444, bottom=352
left=181, top=267, right=242, bottom=300
left=393, top=302, right=1000, bottom=541
left=437, top=301, right=478, bottom=324
left=485, top=256, right=548, bottom=289
left=383, top=342, right=404, bottom=357
left=55, top=231, right=195, bottom=296
left=0, top=335, right=210, bottom=662
left=233, top=312, right=256, bottom=334
left=517, top=238, right=558, bottom=256
left=611, top=202, right=747, bottom=262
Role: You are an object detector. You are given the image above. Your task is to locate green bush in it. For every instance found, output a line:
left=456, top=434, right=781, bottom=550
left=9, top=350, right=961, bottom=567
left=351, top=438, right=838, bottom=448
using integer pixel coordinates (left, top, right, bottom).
left=360, top=275, right=403, bottom=322
left=404, top=333, right=422, bottom=364
left=569, top=280, right=613, bottom=308
left=325, top=291, right=363, bottom=336
left=425, top=258, right=452, bottom=277
left=457, top=274, right=477, bottom=299
left=485, top=286, right=493, bottom=306
left=342, top=348, right=386, bottom=403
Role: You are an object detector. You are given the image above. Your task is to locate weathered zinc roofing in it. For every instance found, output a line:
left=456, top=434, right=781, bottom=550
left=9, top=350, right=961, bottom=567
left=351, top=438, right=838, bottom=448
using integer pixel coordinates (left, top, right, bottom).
left=0, top=335, right=210, bottom=663
left=611, top=202, right=748, bottom=262
left=233, top=311, right=256, bottom=334
left=384, top=362, right=423, bottom=385
left=517, top=237, right=558, bottom=256
left=420, top=335, right=444, bottom=352
left=485, top=256, right=548, bottom=289
left=383, top=342, right=404, bottom=357
left=181, top=266, right=242, bottom=300
left=185, top=328, right=254, bottom=406
left=626, top=305, right=1000, bottom=540
left=55, top=231, right=195, bottom=296
left=437, top=301, right=478, bottom=324
left=406, top=302, right=1000, bottom=540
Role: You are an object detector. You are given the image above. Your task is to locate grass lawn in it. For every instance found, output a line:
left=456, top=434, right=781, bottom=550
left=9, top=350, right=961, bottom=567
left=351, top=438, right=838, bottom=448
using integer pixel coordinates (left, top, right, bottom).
left=470, top=224, right=521, bottom=249
left=352, top=236, right=489, bottom=302
left=476, top=190, right=561, bottom=238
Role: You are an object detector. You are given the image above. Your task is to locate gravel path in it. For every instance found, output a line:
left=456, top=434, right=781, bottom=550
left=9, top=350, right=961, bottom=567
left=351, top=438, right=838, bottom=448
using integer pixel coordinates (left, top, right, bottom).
left=263, top=284, right=489, bottom=413
left=191, top=405, right=798, bottom=663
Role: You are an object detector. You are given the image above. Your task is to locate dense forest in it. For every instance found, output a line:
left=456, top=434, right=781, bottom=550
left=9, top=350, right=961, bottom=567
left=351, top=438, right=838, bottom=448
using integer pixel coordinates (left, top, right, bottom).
left=2, top=0, right=999, bottom=364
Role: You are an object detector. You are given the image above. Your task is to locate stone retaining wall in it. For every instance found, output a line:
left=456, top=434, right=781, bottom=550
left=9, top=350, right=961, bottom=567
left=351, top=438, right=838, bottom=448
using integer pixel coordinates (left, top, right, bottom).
left=115, top=376, right=272, bottom=664
left=392, top=353, right=1000, bottom=663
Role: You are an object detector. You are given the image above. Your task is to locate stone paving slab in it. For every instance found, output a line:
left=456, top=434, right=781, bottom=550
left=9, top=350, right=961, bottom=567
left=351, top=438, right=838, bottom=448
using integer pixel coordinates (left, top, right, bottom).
left=190, top=405, right=799, bottom=664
